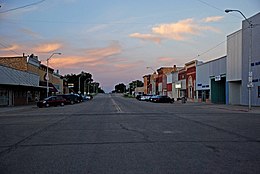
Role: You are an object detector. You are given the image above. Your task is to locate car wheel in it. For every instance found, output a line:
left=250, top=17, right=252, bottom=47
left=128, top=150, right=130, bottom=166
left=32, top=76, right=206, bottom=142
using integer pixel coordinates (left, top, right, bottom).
left=70, top=101, right=74, bottom=105
left=60, top=102, right=64, bottom=106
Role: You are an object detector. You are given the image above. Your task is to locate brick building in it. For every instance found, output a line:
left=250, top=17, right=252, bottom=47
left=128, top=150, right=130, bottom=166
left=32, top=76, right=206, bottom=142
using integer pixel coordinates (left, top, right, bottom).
left=0, top=54, right=64, bottom=105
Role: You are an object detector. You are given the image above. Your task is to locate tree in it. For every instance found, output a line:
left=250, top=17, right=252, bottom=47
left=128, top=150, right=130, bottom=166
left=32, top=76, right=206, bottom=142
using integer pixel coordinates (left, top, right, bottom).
left=129, top=80, right=143, bottom=95
left=64, top=71, right=93, bottom=94
left=114, top=83, right=126, bottom=93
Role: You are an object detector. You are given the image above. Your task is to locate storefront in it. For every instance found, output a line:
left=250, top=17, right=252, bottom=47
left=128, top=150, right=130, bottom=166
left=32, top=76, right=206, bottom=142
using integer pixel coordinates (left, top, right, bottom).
left=0, top=65, right=40, bottom=106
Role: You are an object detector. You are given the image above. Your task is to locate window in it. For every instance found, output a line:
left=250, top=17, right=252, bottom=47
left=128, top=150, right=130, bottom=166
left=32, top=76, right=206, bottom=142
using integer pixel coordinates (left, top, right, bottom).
left=258, top=86, right=260, bottom=98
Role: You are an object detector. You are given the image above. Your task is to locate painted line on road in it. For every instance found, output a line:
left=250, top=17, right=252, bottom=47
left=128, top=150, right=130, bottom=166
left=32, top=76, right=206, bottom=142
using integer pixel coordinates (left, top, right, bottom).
left=111, top=98, right=123, bottom=113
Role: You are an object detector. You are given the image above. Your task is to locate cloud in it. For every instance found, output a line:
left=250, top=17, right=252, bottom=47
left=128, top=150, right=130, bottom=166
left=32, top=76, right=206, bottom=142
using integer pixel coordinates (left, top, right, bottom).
left=152, top=18, right=217, bottom=40
left=130, top=18, right=220, bottom=42
left=86, top=24, right=109, bottom=33
left=129, top=33, right=162, bottom=43
left=85, top=41, right=121, bottom=58
left=50, top=42, right=122, bottom=69
left=114, top=60, right=144, bottom=70
left=202, top=16, right=224, bottom=23
left=33, top=43, right=62, bottom=53
left=0, top=44, right=20, bottom=51
left=20, top=28, right=42, bottom=39
left=157, top=57, right=175, bottom=63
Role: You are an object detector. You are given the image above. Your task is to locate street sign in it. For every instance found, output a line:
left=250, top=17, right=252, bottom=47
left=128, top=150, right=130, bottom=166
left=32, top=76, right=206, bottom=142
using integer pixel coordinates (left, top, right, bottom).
left=215, top=75, right=221, bottom=81
left=68, top=83, right=74, bottom=88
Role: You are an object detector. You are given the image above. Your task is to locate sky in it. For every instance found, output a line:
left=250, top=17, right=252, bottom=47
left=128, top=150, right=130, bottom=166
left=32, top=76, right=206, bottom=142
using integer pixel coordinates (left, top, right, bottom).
left=0, top=0, right=259, bottom=92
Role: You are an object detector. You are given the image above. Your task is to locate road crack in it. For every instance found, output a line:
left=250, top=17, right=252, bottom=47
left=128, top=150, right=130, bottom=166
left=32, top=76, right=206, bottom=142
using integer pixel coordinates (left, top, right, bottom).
left=118, top=123, right=151, bottom=142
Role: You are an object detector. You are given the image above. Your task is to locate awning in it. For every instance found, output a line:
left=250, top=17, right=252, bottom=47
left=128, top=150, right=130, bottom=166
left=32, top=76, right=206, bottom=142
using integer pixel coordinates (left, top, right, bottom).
left=39, top=81, right=58, bottom=92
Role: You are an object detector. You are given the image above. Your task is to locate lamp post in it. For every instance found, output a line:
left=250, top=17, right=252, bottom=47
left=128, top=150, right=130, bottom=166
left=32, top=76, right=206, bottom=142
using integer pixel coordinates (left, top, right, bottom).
left=147, top=67, right=158, bottom=95
left=225, top=9, right=253, bottom=110
left=78, top=72, right=85, bottom=94
left=46, top=52, right=61, bottom=98
left=146, top=66, right=157, bottom=74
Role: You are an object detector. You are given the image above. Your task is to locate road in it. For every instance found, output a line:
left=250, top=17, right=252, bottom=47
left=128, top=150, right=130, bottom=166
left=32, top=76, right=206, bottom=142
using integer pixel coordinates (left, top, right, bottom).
left=0, top=94, right=259, bottom=174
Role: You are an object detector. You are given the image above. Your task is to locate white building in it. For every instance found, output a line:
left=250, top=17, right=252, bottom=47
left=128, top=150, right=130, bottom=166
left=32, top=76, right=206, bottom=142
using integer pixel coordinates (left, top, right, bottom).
left=227, top=12, right=260, bottom=106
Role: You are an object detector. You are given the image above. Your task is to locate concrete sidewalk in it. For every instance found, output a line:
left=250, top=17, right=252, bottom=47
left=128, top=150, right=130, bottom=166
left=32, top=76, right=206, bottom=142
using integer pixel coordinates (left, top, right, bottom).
left=194, top=103, right=260, bottom=114
left=0, top=104, right=37, bottom=114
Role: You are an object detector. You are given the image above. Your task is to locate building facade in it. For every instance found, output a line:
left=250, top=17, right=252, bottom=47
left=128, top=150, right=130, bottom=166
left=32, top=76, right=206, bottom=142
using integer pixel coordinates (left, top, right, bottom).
left=177, top=67, right=187, bottom=98
left=0, top=64, right=40, bottom=106
left=185, top=60, right=203, bottom=101
left=196, top=56, right=227, bottom=103
left=0, top=54, right=64, bottom=103
left=157, top=66, right=178, bottom=95
left=227, top=12, right=260, bottom=106
left=143, top=74, right=151, bottom=95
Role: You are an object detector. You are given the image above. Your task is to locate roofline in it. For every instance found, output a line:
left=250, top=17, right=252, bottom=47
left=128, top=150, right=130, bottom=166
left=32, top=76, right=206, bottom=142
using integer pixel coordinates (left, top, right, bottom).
left=197, top=55, right=227, bottom=67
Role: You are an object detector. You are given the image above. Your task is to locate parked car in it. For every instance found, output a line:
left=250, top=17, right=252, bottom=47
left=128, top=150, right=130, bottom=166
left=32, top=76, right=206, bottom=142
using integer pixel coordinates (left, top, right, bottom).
left=57, top=94, right=80, bottom=104
left=150, top=95, right=174, bottom=103
left=83, top=94, right=93, bottom=101
left=37, top=96, right=66, bottom=108
left=140, top=94, right=153, bottom=101
left=75, top=94, right=83, bottom=102
left=136, top=94, right=142, bottom=100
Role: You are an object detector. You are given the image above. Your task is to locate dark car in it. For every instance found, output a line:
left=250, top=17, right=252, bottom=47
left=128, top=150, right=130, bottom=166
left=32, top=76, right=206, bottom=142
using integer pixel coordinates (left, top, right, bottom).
left=140, top=94, right=153, bottom=101
left=75, top=94, right=83, bottom=102
left=57, top=94, right=80, bottom=104
left=37, top=96, right=66, bottom=108
left=83, top=94, right=93, bottom=101
left=150, top=95, right=174, bottom=103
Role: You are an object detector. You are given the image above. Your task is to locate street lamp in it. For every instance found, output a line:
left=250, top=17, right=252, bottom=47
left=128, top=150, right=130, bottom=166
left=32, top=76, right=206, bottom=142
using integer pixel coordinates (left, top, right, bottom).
left=146, top=66, right=157, bottom=74
left=78, top=72, right=86, bottom=94
left=46, top=52, right=61, bottom=97
left=225, top=9, right=253, bottom=110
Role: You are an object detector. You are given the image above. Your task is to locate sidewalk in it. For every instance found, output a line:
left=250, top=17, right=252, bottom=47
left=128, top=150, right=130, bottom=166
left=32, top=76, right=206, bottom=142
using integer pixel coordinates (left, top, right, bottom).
left=0, top=104, right=37, bottom=114
left=193, top=102, right=260, bottom=114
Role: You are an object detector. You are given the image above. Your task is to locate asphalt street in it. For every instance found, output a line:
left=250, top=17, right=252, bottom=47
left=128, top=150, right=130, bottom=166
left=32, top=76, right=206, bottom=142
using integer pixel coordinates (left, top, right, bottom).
left=0, top=94, right=259, bottom=174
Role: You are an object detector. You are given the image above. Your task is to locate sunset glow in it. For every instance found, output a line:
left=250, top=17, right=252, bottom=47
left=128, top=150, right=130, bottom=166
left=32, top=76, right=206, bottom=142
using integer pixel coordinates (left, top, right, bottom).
left=1, top=0, right=259, bottom=92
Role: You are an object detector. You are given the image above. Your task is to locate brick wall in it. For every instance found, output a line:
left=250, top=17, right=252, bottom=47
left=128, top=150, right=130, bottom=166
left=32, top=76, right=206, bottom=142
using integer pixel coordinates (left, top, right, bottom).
left=0, top=57, right=27, bottom=71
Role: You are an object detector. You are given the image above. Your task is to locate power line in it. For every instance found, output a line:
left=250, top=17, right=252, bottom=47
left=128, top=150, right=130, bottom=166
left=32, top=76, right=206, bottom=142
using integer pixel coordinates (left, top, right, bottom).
left=0, top=42, right=21, bottom=55
left=190, top=24, right=253, bottom=61
left=0, top=0, right=46, bottom=14
left=195, top=0, right=242, bottom=19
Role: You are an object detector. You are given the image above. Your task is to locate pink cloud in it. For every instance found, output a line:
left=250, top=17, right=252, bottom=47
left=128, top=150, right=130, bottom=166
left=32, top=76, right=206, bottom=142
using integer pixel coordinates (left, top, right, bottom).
left=33, top=43, right=62, bottom=53
left=202, top=16, right=224, bottom=23
left=85, top=42, right=121, bottom=58
left=152, top=18, right=218, bottom=40
left=129, top=33, right=162, bottom=43
left=130, top=18, right=220, bottom=42
left=0, top=44, right=21, bottom=51
left=50, top=42, right=122, bottom=69
left=157, top=57, right=175, bottom=62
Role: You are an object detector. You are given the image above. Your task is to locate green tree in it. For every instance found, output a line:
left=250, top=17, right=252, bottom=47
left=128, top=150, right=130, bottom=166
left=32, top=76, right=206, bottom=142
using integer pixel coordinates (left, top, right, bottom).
left=64, top=71, right=93, bottom=94
left=114, top=83, right=126, bottom=93
left=129, top=80, right=143, bottom=94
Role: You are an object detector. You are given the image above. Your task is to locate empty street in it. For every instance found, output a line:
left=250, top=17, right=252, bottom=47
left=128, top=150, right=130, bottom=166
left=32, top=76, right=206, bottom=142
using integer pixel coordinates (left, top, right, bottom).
left=0, top=94, right=259, bottom=174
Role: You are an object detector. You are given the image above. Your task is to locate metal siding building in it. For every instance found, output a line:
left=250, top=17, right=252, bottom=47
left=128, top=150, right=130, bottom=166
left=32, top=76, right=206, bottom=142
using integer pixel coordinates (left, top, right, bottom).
left=242, top=12, right=260, bottom=106
left=196, top=56, right=226, bottom=103
left=227, top=12, right=260, bottom=106
left=0, top=65, right=40, bottom=106
left=227, top=30, right=243, bottom=105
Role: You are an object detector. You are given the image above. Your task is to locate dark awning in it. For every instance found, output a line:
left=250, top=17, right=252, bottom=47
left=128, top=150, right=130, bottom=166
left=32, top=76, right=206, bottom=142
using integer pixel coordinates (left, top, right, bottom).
left=39, top=81, right=58, bottom=92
